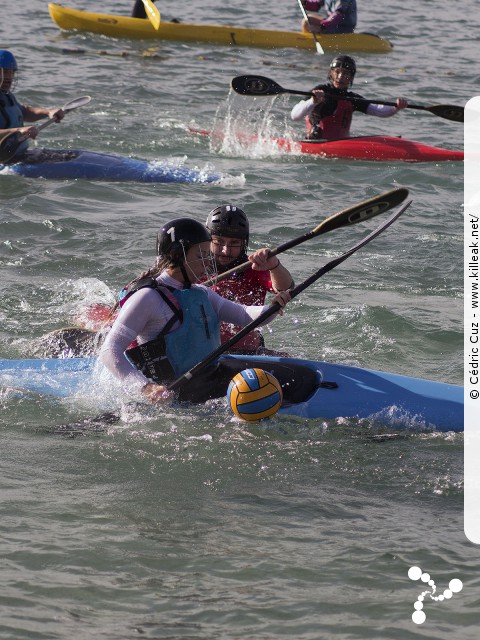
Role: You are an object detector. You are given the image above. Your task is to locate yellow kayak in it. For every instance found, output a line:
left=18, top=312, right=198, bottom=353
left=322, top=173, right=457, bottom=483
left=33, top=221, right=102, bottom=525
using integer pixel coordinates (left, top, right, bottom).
left=48, top=4, right=392, bottom=54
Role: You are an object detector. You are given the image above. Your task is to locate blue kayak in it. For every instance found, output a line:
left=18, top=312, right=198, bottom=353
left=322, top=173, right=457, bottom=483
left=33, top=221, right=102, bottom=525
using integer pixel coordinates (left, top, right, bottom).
left=0, top=354, right=463, bottom=432
left=0, top=148, right=222, bottom=183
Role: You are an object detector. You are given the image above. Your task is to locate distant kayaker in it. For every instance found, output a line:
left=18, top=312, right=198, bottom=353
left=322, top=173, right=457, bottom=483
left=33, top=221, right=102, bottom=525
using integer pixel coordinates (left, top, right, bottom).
left=206, top=204, right=294, bottom=355
left=99, top=218, right=291, bottom=405
left=290, top=55, right=408, bottom=140
left=0, top=49, right=65, bottom=162
left=301, top=0, right=357, bottom=34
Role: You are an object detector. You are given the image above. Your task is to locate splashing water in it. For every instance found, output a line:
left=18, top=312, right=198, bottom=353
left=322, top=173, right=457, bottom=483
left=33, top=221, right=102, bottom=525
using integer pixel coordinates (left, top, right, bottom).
left=210, top=91, right=298, bottom=159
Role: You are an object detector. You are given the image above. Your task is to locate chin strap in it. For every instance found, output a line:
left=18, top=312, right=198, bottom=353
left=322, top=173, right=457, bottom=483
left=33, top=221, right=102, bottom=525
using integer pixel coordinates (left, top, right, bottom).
left=180, top=263, right=192, bottom=288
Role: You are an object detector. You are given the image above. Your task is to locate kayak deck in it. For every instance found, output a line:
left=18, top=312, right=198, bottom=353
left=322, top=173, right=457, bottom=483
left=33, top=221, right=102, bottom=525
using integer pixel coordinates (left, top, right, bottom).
left=48, top=4, right=392, bottom=53
left=284, top=136, right=464, bottom=162
left=0, top=355, right=463, bottom=432
left=0, top=148, right=222, bottom=183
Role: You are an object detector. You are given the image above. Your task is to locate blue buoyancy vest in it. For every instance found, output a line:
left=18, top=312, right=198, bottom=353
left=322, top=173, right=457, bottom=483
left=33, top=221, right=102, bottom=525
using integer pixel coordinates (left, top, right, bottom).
left=125, top=280, right=220, bottom=382
left=0, top=92, right=29, bottom=158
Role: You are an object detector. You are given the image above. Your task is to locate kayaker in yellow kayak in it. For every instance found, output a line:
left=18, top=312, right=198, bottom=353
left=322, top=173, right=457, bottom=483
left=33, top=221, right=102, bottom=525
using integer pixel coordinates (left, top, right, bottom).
left=290, top=55, right=408, bottom=140
left=0, top=49, right=65, bottom=161
left=301, top=0, right=357, bottom=34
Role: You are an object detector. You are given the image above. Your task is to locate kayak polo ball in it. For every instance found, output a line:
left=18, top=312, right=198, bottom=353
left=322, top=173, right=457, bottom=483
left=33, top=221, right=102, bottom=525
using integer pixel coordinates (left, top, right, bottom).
left=226, top=368, right=283, bottom=421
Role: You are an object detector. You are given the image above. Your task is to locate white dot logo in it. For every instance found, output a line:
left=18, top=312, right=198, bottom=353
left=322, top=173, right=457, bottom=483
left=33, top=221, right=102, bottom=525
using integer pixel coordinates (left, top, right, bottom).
left=408, top=566, right=463, bottom=624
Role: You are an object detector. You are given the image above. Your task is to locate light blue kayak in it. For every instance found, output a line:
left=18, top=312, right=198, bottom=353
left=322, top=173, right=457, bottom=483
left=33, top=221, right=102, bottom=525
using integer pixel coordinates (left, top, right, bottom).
left=0, top=355, right=463, bottom=432
left=0, top=148, right=222, bottom=183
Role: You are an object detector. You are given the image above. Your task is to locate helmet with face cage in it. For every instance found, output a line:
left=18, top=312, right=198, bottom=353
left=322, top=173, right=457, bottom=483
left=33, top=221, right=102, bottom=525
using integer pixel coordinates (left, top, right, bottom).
left=206, top=204, right=249, bottom=244
left=0, top=50, right=17, bottom=70
left=157, top=218, right=212, bottom=264
left=329, top=55, right=356, bottom=83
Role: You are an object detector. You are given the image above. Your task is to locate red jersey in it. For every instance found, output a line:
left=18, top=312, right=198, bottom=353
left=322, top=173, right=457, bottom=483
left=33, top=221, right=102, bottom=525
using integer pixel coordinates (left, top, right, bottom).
left=307, top=84, right=370, bottom=140
left=212, top=268, right=273, bottom=351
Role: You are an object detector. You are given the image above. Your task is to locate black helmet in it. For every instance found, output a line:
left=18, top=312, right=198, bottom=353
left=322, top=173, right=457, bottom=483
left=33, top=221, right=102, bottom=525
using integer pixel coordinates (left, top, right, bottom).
left=157, top=218, right=211, bottom=262
left=329, top=55, right=356, bottom=79
left=206, top=204, right=249, bottom=243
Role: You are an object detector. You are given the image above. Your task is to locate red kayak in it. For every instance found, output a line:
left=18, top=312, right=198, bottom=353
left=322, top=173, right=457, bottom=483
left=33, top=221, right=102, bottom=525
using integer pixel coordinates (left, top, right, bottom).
left=189, top=127, right=463, bottom=163
left=74, top=303, right=114, bottom=330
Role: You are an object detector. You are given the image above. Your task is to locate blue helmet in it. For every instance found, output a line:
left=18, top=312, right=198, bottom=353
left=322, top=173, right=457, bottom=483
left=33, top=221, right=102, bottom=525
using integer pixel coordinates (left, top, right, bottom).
left=0, top=50, right=17, bottom=70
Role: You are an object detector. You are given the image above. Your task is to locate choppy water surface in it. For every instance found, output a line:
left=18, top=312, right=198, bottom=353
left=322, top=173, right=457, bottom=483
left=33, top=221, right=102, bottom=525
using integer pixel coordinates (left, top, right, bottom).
left=1, top=1, right=477, bottom=638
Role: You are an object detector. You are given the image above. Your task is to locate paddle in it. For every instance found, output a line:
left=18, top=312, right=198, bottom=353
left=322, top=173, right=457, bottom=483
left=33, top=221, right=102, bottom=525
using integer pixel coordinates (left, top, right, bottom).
left=168, top=199, right=411, bottom=392
left=203, top=187, right=409, bottom=286
left=0, top=95, right=92, bottom=164
left=296, top=0, right=325, bottom=55
left=141, top=0, right=161, bottom=30
left=231, top=75, right=464, bottom=123
left=50, top=199, right=410, bottom=430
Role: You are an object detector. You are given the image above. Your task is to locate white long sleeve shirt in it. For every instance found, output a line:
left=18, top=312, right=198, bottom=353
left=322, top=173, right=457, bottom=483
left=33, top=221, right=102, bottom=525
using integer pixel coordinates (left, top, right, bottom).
left=290, top=97, right=398, bottom=122
left=99, top=272, right=277, bottom=389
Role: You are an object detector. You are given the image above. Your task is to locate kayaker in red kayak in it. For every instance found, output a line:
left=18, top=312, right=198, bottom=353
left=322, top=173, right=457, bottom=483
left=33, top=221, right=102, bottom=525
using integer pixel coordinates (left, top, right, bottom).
left=206, top=204, right=294, bottom=355
left=301, top=0, right=357, bottom=34
left=290, top=55, right=408, bottom=140
left=0, top=49, right=65, bottom=162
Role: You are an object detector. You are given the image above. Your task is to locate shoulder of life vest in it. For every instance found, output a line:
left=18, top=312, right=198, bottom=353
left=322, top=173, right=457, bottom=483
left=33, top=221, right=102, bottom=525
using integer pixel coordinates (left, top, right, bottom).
left=119, top=276, right=184, bottom=325
left=118, top=277, right=158, bottom=306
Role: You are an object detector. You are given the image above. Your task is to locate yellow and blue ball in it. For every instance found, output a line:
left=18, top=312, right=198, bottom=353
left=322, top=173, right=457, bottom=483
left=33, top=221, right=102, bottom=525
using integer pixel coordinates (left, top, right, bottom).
left=227, top=368, right=283, bottom=421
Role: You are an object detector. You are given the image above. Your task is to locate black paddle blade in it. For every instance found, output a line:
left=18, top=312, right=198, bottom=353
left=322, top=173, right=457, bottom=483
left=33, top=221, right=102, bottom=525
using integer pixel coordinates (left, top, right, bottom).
left=35, top=327, right=100, bottom=358
left=231, top=75, right=286, bottom=96
left=427, top=104, right=464, bottom=123
left=49, top=412, right=121, bottom=437
left=168, top=200, right=411, bottom=393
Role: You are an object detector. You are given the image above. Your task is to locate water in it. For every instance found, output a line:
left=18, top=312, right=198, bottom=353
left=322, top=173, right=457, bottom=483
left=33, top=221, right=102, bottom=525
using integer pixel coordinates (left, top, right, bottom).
left=0, top=1, right=477, bottom=638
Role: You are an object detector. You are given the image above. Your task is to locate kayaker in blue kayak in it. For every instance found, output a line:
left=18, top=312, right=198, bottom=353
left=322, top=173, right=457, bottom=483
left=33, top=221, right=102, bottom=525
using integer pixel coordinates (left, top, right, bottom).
left=206, top=204, right=294, bottom=355
left=290, top=55, right=407, bottom=140
left=98, top=218, right=291, bottom=404
left=301, top=0, right=356, bottom=34
left=0, top=49, right=65, bottom=161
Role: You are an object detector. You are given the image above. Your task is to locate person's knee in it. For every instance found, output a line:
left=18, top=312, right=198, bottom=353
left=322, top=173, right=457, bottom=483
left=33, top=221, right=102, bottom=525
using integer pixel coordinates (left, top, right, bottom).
left=302, top=16, right=322, bottom=33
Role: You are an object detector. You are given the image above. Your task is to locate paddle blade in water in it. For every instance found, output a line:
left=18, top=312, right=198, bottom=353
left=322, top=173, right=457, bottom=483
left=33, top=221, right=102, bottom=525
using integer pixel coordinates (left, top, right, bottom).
left=141, top=0, right=161, bottom=29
